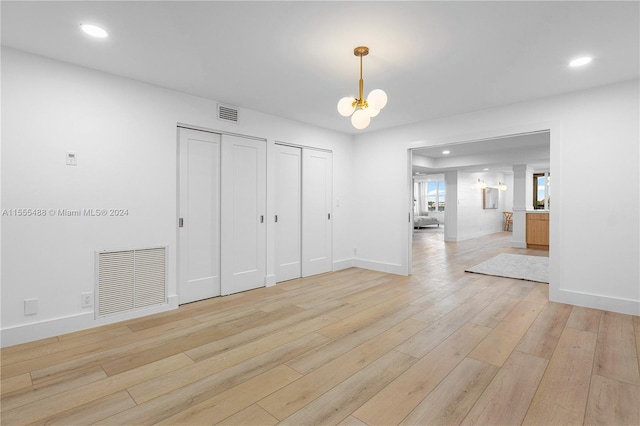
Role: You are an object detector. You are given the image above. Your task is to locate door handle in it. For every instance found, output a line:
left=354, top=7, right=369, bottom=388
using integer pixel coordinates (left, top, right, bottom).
left=260, top=215, right=264, bottom=223
left=275, top=215, right=278, bottom=223
left=328, top=213, right=331, bottom=220
left=178, top=218, right=184, bottom=228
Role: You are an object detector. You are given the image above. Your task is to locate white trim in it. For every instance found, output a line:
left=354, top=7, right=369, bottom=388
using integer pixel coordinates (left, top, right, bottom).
left=176, top=123, right=266, bottom=142
left=354, top=258, right=405, bottom=275
left=1, top=295, right=179, bottom=348
left=552, top=288, right=640, bottom=316
left=450, top=228, right=505, bottom=243
left=332, top=258, right=355, bottom=271
left=265, top=274, right=276, bottom=287
left=275, top=141, right=333, bottom=154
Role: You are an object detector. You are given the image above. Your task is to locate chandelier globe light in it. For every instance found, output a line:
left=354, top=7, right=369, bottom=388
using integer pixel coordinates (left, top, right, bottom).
left=337, top=46, right=387, bottom=130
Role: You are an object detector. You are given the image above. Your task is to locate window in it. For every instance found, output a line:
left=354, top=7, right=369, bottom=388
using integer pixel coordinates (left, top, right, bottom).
left=427, top=180, right=445, bottom=211
left=414, top=179, right=445, bottom=214
left=533, top=173, right=550, bottom=209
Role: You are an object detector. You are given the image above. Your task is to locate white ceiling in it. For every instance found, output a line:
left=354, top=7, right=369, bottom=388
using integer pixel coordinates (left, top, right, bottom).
left=412, top=131, right=550, bottom=175
left=2, top=1, right=638, bottom=134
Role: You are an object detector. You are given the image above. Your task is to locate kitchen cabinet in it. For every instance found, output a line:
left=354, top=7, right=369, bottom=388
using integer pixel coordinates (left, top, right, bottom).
left=526, top=212, right=549, bottom=248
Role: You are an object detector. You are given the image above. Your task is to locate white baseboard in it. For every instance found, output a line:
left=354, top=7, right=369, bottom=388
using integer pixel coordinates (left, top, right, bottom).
left=551, top=287, right=640, bottom=316
left=511, top=240, right=527, bottom=248
left=353, top=258, right=406, bottom=275
left=333, top=258, right=355, bottom=271
left=1, top=295, right=179, bottom=348
left=455, top=228, right=504, bottom=242
left=265, top=274, right=276, bottom=287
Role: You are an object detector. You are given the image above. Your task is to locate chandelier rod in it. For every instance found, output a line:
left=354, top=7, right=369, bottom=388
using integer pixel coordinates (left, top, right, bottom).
left=354, top=46, right=369, bottom=107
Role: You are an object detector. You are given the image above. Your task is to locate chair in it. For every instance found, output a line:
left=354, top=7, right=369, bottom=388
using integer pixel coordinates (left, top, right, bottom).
left=503, top=211, right=513, bottom=231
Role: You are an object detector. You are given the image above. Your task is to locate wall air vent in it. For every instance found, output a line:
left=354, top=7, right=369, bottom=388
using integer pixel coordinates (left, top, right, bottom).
left=96, top=246, right=167, bottom=318
left=218, top=104, right=239, bottom=123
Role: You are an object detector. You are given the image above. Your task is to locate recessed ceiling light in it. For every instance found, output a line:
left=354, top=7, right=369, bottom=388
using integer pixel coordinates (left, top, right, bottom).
left=81, top=24, right=108, bottom=38
left=483, top=168, right=489, bottom=171
left=569, top=56, right=592, bottom=67
left=442, top=150, right=450, bottom=155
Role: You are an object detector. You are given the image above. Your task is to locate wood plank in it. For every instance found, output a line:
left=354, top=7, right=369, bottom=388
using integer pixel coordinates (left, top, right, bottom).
left=280, top=350, right=416, bottom=425
left=1, top=327, right=132, bottom=366
left=33, top=390, right=137, bottom=426
left=395, top=286, right=501, bottom=359
left=468, top=300, right=544, bottom=367
left=128, top=315, right=333, bottom=404
left=328, top=281, right=419, bottom=320
left=100, top=307, right=291, bottom=376
left=316, top=290, right=425, bottom=340
left=593, top=311, right=640, bottom=386
left=99, top=333, right=330, bottom=425
left=566, top=305, right=602, bottom=333
left=7, top=317, right=199, bottom=385
left=516, top=301, right=572, bottom=359
left=286, top=305, right=421, bottom=375
left=1, top=353, right=194, bottom=426
left=522, top=327, right=597, bottom=425
left=185, top=301, right=342, bottom=363
left=469, top=293, right=522, bottom=328
left=1, top=366, right=107, bottom=412
left=521, top=282, right=549, bottom=305
left=461, top=350, right=548, bottom=425
left=0, top=373, right=32, bottom=395
left=157, top=365, right=302, bottom=425
left=409, top=280, right=499, bottom=324
left=258, top=318, right=425, bottom=420
left=401, top=357, right=498, bottom=425
left=352, top=322, right=492, bottom=426
left=337, top=415, right=369, bottom=426
left=215, top=404, right=279, bottom=426
left=584, top=374, right=640, bottom=425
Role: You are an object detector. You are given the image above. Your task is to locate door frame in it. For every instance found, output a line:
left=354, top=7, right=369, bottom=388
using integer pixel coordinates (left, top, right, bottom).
left=404, top=123, right=559, bottom=301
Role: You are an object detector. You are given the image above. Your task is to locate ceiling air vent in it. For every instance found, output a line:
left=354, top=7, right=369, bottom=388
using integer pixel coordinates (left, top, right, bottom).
left=218, top=104, right=239, bottom=123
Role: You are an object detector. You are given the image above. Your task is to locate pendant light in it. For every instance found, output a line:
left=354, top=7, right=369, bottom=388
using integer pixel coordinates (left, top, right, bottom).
left=337, top=46, right=387, bottom=130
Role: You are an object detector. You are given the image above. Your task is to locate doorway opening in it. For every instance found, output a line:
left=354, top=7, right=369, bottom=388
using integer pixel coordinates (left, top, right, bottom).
left=408, top=130, right=551, bottom=275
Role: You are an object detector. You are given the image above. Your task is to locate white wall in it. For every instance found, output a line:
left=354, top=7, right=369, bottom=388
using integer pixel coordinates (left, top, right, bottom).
left=454, top=172, right=506, bottom=241
left=1, top=48, right=354, bottom=346
left=353, top=79, right=640, bottom=316
left=503, top=173, right=514, bottom=212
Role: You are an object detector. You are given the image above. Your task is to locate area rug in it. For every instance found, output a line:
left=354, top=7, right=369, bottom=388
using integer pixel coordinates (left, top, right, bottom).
left=465, top=253, right=549, bottom=283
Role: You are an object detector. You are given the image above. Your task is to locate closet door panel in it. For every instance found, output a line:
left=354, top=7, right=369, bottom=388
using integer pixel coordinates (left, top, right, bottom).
left=178, top=129, right=221, bottom=304
left=275, top=145, right=302, bottom=282
left=221, top=135, right=267, bottom=295
left=302, top=149, right=332, bottom=277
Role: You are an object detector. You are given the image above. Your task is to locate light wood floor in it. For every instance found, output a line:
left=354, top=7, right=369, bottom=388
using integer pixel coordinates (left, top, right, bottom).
left=2, top=231, right=639, bottom=425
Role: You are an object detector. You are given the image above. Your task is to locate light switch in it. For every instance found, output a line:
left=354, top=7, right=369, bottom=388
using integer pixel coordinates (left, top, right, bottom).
left=66, top=151, right=77, bottom=166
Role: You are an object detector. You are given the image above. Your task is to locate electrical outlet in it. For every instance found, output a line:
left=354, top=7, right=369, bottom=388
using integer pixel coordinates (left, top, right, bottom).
left=81, top=292, right=93, bottom=308
left=24, top=298, right=38, bottom=316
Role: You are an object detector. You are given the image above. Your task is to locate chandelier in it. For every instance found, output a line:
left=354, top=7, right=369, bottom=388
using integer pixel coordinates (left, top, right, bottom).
left=337, top=46, right=388, bottom=130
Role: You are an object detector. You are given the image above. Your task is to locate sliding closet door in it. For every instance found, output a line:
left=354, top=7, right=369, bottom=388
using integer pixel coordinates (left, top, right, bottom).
left=221, top=135, right=267, bottom=295
left=275, top=145, right=302, bottom=282
left=302, top=149, right=333, bottom=277
left=178, top=128, right=221, bottom=304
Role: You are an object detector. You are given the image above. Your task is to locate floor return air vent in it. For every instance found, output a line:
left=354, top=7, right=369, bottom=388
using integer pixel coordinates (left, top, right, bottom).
left=95, top=246, right=167, bottom=318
